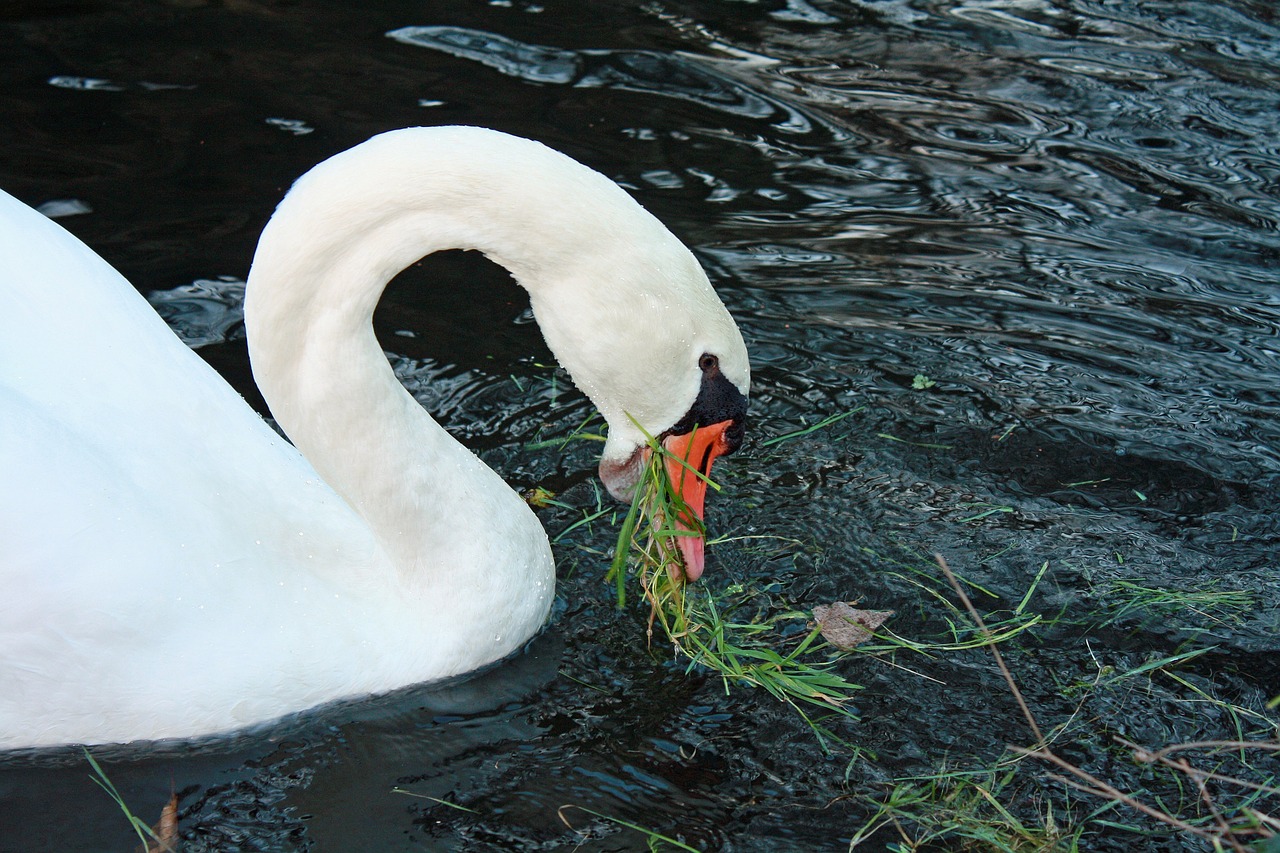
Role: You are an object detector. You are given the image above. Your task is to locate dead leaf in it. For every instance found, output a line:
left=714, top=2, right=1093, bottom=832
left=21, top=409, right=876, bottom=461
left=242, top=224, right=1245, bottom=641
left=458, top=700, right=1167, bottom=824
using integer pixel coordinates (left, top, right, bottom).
left=813, top=601, right=893, bottom=650
left=143, top=793, right=179, bottom=853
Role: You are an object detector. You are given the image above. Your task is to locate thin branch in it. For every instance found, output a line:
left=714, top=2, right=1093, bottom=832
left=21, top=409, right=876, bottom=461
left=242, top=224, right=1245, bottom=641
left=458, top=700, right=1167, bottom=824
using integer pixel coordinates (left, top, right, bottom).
left=1186, top=758, right=1237, bottom=845
left=1021, top=749, right=1220, bottom=842
left=934, top=554, right=1044, bottom=744
left=1116, top=737, right=1280, bottom=796
left=1141, top=740, right=1280, bottom=760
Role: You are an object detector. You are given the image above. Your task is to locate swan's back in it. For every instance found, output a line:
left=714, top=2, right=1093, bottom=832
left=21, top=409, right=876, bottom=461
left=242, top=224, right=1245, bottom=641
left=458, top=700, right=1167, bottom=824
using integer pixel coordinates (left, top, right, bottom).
left=0, top=190, right=390, bottom=744
left=0, top=189, right=363, bottom=583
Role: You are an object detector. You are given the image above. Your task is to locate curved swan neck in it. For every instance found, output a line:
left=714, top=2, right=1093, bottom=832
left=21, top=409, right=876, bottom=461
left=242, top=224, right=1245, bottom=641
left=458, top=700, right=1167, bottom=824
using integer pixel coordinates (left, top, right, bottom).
left=242, top=127, right=699, bottom=571
left=248, top=127, right=675, bottom=312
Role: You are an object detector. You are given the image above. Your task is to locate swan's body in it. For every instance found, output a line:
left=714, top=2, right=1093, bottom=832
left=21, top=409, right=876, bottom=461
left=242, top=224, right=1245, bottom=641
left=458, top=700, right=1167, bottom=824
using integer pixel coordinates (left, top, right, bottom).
left=0, top=126, right=748, bottom=749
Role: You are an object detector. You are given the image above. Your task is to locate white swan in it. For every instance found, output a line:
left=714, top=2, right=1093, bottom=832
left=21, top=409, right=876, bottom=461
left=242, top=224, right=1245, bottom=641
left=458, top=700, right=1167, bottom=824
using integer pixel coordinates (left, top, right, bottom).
left=0, top=126, right=749, bottom=749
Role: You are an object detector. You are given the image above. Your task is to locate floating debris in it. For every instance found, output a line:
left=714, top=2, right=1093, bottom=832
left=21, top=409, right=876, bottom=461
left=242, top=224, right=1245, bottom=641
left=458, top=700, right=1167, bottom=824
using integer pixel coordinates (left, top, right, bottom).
left=36, top=199, right=93, bottom=218
left=813, top=602, right=894, bottom=650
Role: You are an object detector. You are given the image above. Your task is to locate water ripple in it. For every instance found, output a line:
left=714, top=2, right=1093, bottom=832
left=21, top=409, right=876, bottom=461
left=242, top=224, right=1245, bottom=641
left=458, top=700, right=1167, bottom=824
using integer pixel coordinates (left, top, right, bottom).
left=387, top=25, right=823, bottom=132
left=6, top=1, right=1279, bottom=848
left=638, top=0, right=1280, bottom=482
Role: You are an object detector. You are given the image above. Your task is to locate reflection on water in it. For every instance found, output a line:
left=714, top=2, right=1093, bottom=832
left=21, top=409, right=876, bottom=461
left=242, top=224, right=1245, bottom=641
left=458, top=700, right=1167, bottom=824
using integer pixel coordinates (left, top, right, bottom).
left=1, top=0, right=1277, bottom=850
left=382, top=5, right=1280, bottom=482
left=389, top=24, right=818, bottom=128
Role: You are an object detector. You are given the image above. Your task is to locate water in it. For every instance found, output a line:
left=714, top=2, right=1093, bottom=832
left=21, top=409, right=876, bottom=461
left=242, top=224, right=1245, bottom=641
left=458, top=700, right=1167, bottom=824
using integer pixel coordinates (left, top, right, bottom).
left=2, top=1, right=1278, bottom=850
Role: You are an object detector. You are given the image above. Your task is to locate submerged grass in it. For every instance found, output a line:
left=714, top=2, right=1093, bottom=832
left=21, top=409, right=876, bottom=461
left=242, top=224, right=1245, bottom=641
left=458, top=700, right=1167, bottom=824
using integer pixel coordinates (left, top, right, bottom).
left=558, top=804, right=702, bottom=852
left=848, top=759, right=1094, bottom=852
left=1094, top=577, right=1255, bottom=628
left=852, top=548, right=1048, bottom=659
left=608, top=420, right=863, bottom=748
left=599, top=411, right=1278, bottom=849
left=759, top=408, right=863, bottom=447
left=847, top=556, right=1279, bottom=852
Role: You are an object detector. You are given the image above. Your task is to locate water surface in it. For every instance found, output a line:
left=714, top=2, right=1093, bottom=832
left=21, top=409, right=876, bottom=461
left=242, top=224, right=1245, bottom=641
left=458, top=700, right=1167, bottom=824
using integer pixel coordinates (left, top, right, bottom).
left=1, top=1, right=1277, bottom=850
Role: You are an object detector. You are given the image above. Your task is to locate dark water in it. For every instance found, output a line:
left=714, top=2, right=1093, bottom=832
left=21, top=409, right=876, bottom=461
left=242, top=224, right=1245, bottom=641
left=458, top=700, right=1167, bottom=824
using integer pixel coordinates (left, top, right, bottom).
left=2, top=1, right=1278, bottom=850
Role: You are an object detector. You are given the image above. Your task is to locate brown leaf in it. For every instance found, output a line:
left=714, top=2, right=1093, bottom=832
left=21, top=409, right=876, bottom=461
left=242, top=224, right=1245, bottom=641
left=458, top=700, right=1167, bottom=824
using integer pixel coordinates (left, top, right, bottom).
left=813, top=601, right=893, bottom=651
left=143, top=793, right=179, bottom=853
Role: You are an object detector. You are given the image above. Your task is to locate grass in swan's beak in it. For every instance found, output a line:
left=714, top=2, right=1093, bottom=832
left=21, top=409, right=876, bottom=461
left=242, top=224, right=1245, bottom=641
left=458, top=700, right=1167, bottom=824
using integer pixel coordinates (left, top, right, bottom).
left=607, top=422, right=863, bottom=749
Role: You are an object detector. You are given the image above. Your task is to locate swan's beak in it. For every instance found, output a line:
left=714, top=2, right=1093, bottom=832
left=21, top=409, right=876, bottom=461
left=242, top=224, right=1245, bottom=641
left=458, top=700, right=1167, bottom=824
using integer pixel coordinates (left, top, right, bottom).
left=661, top=419, right=738, bottom=582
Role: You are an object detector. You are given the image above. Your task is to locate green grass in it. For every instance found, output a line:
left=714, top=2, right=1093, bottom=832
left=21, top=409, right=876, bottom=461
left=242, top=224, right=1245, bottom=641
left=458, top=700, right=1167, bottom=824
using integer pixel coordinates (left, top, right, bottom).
left=865, top=554, right=1277, bottom=851
left=608, top=420, right=863, bottom=749
left=851, top=548, right=1048, bottom=656
left=850, top=723, right=1280, bottom=852
left=759, top=408, right=863, bottom=447
left=558, top=804, right=702, bottom=852
left=391, top=787, right=479, bottom=813
left=598, top=411, right=1279, bottom=850
left=86, top=750, right=177, bottom=852
left=393, top=788, right=702, bottom=850
left=849, top=758, right=1093, bottom=852
left=1092, top=578, right=1255, bottom=628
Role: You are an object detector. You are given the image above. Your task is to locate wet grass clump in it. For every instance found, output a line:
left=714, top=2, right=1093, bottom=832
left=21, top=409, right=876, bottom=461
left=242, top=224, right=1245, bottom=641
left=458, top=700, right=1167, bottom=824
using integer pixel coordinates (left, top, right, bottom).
left=846, top=555, right=1280, bottom=853
left=606, top=423, right=863, bottom=746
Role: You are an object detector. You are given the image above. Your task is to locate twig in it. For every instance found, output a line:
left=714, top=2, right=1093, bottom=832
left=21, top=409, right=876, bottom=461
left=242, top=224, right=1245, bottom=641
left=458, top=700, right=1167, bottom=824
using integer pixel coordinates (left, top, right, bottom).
left=1141, top=740, right=1280, bottom=759
left=934, top=554, right=1044, bottom=744
left=1118, top=737, right=1280, bottom=796
left=1016, top=747, right=1227, bottom=845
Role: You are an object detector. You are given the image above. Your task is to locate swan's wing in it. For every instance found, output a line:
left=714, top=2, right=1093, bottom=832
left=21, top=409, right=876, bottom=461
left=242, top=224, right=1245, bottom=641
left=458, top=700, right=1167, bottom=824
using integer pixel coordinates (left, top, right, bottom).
left=0, top=189, right=373, bottom=592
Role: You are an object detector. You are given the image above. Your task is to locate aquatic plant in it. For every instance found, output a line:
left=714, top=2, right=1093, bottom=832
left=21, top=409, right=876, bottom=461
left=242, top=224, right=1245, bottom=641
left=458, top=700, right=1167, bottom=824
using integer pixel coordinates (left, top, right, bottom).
left=848, top=759, right=1090, bottom=852
left=591, top=406, right=1278, bottom=850
left=86, top=750, right=178, bottom=852
left=850, top=556, right=1280, bottom=852
left=1092, top=577, right=1255, bottom=629
left=558, top=804, right=701, bottom=852
left=608, top=419, right=864, bottom=748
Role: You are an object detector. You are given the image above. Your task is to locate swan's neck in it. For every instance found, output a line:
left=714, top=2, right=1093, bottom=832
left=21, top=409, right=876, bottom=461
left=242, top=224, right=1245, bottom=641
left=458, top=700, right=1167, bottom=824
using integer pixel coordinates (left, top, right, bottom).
left=242, top=127, right=703, bottom=584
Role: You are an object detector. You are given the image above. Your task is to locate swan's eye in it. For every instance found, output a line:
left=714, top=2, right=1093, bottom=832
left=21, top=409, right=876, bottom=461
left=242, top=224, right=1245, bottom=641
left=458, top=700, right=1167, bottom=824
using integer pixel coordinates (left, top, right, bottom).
left=699, top=353, right=719, bottom=373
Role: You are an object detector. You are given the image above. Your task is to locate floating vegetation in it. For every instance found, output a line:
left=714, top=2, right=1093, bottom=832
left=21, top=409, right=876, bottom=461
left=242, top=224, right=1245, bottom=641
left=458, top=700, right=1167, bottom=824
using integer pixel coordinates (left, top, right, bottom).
left=849, top=759, right=1091, bottom=851
left=596, top=407, right=1278, bottom=846
left=607, top=422, right=865, bottom=747
left=87, top=750, right=179, bottom=853
left=558, top=804, right=701, bottom=852
left=758, top=408, right=862, bottom=448
left=849, top=556, right=1280, bottom=852
left=1094, top=577, right=1256, bottom=628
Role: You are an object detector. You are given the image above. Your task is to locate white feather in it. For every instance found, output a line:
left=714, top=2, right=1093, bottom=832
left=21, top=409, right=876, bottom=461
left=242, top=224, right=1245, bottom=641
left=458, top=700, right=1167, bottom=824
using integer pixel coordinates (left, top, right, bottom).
left=0, top=126, right=748, bottom=748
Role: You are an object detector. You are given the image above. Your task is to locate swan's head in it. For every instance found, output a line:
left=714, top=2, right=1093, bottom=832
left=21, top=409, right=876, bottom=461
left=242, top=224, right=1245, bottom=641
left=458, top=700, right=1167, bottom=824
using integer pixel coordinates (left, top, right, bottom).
left=520, top=211, right=750, bottom=583
left=596, top=346, right=748, bottom=582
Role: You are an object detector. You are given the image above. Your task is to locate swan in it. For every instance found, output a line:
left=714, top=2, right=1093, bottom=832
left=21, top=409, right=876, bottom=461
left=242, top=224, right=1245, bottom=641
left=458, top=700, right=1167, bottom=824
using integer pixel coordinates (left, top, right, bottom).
left=0, top=126, right=749, bottom=749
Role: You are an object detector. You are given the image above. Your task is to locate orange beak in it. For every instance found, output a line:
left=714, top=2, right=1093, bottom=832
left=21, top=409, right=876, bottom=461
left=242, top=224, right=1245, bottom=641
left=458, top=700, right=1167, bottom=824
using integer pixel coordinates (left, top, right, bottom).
left=660, top=419, right=737, bottom=582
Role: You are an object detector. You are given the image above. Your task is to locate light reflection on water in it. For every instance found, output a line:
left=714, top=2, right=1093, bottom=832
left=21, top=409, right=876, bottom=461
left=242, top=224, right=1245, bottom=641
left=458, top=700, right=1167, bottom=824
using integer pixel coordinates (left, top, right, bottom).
left=1, top=0, right=1278, bottom=850
left=388, top=6, right=1280, bottom=480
